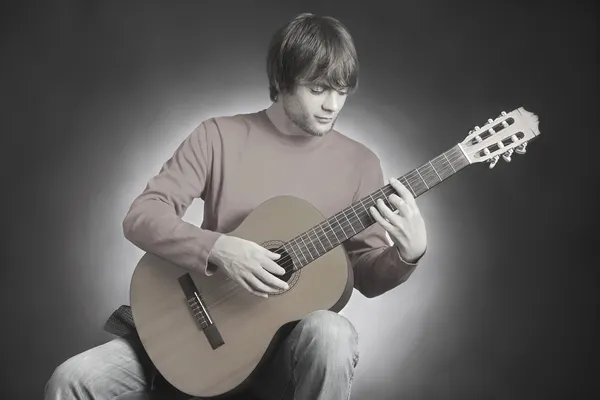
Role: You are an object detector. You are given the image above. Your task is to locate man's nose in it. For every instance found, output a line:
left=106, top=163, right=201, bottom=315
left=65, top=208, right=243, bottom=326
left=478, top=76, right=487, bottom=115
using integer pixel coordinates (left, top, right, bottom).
left=322, top=91, right=342, bottom=113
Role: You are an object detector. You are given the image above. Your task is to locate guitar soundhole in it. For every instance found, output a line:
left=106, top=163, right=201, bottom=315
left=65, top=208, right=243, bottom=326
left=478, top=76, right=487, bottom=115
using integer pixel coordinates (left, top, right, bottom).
left=262, top=240, right=300, bottom=293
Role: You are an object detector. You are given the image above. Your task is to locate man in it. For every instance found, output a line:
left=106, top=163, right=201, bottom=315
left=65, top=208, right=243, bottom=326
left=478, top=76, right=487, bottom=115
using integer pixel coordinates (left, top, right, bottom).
left=45, top=12, right=427, bottom=400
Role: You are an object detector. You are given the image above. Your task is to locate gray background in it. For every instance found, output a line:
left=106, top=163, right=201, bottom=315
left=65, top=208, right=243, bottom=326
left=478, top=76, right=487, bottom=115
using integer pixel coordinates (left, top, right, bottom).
left=1, top=1, right=597, bottom=399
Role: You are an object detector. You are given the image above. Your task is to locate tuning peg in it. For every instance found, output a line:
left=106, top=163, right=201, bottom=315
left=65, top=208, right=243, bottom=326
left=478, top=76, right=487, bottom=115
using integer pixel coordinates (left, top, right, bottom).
left=502, top=149, right=513, bottom=162
left=515, top=143, right=527, bottom=154
left=488, top=155, right=500, bottom=169
left=501, top=111, right=507, bottom=116
left=488, top=118, right=494, bottom=124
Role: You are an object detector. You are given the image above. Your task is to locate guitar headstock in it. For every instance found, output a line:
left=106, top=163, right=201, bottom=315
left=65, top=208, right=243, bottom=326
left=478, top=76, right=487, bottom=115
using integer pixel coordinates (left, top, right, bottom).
left=459, top=107, right=540, bottom=168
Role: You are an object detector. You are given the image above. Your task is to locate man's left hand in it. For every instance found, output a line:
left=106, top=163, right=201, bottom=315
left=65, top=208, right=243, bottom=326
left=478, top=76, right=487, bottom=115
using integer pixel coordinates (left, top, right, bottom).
left=369, top=177, right=427, bottom=263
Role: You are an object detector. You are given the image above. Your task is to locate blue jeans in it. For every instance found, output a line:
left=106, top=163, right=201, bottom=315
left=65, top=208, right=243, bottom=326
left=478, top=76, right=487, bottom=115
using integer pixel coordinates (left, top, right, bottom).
left=44, top=310, right=360, bottom=400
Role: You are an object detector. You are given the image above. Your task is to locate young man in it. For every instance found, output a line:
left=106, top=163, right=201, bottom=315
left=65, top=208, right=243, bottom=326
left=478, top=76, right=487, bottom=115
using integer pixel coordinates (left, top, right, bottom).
left=45, top=13, right=427, bottom=400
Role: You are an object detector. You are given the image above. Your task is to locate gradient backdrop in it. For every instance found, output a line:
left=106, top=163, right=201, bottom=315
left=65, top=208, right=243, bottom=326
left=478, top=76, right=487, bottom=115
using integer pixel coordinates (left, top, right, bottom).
left=2, top=1, right=597, bottom=399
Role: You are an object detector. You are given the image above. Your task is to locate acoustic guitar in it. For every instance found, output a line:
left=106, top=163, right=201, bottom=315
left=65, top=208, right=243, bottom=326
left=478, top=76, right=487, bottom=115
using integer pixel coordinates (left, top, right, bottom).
left=130, top=107, right=540, bottom=397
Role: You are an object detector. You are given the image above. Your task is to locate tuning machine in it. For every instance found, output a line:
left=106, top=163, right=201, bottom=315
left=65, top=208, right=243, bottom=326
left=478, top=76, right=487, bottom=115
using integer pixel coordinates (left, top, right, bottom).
left=515, top=143, right=527, bottom=154
left=488, top=155, right=500, bottom=169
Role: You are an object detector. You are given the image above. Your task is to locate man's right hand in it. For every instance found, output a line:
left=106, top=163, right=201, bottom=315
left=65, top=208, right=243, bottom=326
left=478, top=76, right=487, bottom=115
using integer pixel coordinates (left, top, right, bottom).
left=208, top=235, right=289, bottom=298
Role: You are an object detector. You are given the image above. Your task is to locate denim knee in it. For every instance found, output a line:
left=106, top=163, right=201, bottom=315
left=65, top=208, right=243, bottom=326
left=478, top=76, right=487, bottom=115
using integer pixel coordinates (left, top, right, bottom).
left=295, top=310, right=359, bottom=367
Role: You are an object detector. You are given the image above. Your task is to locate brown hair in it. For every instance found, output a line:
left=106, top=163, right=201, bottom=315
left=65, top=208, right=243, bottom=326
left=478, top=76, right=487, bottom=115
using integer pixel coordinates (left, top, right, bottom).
left=266, top=13, right=359, bottom=101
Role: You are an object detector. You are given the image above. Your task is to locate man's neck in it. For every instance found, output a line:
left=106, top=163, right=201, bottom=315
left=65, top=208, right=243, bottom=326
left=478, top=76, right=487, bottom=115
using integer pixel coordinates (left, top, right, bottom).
left=266, top=101, right=309, bottom=138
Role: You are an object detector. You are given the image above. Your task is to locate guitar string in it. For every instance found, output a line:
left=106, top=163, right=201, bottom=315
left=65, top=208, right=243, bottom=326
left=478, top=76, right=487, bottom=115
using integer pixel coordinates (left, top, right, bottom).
left=196, top=149, right=465, bottom=310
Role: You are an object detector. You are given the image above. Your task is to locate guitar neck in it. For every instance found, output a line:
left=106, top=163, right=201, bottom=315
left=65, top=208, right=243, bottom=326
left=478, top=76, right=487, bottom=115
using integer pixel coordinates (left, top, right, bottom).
left=281, top=144, right=470, bottom=268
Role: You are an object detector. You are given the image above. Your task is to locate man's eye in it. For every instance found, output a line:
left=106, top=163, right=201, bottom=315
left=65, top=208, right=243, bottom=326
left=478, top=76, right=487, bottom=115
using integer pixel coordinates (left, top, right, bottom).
left=310, top=87, right=325, bottom=94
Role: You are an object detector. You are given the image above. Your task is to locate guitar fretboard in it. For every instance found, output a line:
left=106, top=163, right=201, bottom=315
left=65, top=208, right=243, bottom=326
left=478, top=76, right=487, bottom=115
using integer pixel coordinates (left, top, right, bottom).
left=281, top=144, right=469, bottom=268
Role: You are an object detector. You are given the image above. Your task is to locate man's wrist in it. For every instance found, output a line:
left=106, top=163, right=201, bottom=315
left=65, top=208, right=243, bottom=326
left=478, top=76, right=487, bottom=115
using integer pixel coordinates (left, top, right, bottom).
left=395, top=245, right=425, bottom=265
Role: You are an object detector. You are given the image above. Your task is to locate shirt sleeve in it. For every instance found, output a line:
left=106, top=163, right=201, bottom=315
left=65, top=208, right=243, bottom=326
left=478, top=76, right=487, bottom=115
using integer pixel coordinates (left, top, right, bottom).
left=343, top=151, right=424, bottom=298
left=122, top=121, right=223, bottom=275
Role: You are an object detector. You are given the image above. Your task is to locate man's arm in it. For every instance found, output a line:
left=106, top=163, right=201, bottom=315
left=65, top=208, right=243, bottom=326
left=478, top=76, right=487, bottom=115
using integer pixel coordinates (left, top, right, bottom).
left=122, top=121, right=223, bottom=275
left=343, top=151, right=425, bottom=298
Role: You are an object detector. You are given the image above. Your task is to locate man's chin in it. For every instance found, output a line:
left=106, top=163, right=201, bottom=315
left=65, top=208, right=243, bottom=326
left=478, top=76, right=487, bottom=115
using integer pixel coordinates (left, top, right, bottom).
left=311, top=122, right=335, bottom=136
left=308, top=127, right=330, bottom=137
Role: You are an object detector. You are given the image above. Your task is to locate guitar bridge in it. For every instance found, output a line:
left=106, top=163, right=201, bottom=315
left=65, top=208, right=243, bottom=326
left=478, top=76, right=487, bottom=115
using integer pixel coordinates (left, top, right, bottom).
left=178, top=273, right=224, bottom=350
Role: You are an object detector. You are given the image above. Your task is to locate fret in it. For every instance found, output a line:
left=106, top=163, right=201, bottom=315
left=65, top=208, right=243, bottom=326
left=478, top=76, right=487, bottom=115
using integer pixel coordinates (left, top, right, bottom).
left=406, top=175, right=418, bottom=196
left=447, top=149, right=464, bottom=172
left=333, top=213, right=348, bottom=241
left=291, top=237, right=308, bottom=265
left=429, top=160, right=442, bottom=181
left=368, top=193, right=377, bottom=211
left=298, top=236, right=311, bottom=265
left=357, top=199, right=374, bottom=227
left=350, top=205, right=365, bottom=230
left=310, top=230, right=322, bottom=256
left=325, top=219, right=341, bottom=245
left=378, top=188, right=395, bottom=211
left=358, top=198, right=368, bottom=215
left=284, top=242, right=300, bottom=269
left=341, top=210, right=356, bottom=235
left=318, top=223, right=334, bottom=250
left=408, top=172, right=427, bottom=196
left=417, top=165, right=434, bottom=190
left=420, top=163, right=441, bottom=190
left=298, top=235, right=314, bottom=263
left=305, top=230, right=318, bottom=256
left=432, top=154, right=453, bottom=180
left=304, top=232, right=319, bottom=260
left=415, top=167, right=429, bottom=189
left=311, top=228, right=327, bottom=254
left=358, top=197, right=373, bottom=226
left=443, top=152, right=456, bottom=173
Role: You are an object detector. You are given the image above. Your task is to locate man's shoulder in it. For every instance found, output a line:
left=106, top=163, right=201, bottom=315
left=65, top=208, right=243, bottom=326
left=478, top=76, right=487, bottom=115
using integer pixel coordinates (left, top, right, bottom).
left=329, top=128, right=381, bottom=165
left=202, top=110, right=262, bottom=133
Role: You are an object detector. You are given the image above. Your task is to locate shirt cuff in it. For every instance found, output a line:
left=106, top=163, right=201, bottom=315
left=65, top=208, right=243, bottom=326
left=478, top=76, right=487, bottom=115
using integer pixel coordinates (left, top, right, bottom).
left=395, top=245, right=426, bottom=265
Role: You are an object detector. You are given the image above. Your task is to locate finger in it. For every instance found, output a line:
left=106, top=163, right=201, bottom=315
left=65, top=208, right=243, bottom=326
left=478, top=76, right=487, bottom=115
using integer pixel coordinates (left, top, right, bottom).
left=389, top=194, right=409, bottom=216
left=237, top=277, right=268, bottom=298
left=261, top=258, right=287, bottom=276
left=264, top=249, right=282, bottom=260
left=389, top=178, right=417, bottom=207
left=376, top=198, right=399, bottom=222
left=249, top=273, right=286, bottom=293
left=369, top=205, right=396, bottom=232
left=256, top=266, right=290, bottom=290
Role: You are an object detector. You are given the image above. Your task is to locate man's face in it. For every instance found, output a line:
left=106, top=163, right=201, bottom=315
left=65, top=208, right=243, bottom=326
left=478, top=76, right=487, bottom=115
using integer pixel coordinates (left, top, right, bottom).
left=281, top=83, right=349, bottom=136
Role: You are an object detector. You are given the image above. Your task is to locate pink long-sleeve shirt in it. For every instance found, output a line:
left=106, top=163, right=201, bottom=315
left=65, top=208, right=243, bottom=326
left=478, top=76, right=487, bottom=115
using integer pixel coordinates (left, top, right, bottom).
left=122, top=109, right=420, bottom=298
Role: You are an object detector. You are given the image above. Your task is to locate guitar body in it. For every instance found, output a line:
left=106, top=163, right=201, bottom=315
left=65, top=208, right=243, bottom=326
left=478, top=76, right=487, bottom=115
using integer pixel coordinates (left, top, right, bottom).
left=130, top=195, right=354, bottom=398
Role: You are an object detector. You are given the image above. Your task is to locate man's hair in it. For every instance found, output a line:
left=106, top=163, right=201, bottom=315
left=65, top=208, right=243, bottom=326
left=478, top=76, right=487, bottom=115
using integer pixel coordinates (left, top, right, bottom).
left=266, top=13, right=359, bottom=101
